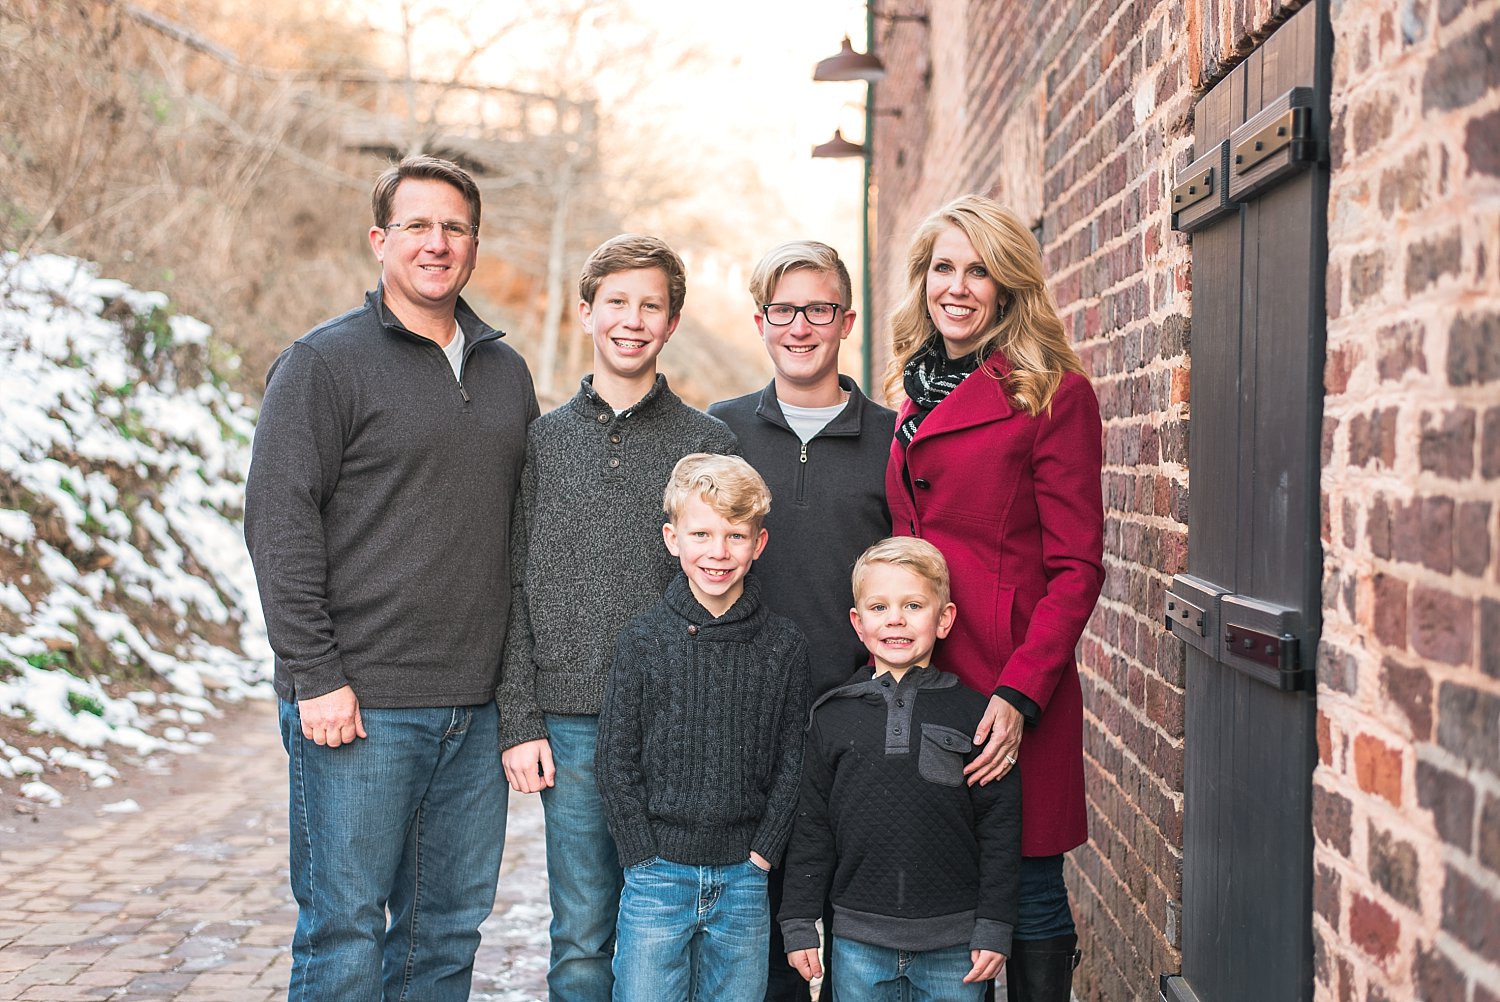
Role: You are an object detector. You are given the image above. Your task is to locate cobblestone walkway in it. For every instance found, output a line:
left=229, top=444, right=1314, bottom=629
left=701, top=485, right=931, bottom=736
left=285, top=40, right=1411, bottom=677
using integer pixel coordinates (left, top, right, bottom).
left=0, top=699, right=549, bottom=1002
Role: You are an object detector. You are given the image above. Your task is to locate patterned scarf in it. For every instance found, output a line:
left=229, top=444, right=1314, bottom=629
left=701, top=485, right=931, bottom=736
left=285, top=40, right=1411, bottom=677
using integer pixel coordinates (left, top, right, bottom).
left=896, top=338, right=984, bottom=444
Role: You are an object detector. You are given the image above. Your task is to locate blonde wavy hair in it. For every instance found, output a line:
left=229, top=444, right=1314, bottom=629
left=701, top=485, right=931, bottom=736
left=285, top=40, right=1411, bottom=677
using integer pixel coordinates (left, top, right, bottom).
left=662, top=453, right=772, bottom=529
left=883, top=194, right=1086, bottom=415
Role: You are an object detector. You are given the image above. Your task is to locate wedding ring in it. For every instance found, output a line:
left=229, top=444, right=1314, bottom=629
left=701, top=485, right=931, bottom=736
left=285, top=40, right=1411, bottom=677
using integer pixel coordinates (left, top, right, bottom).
left=1005, top=753, right=1017, bottom=765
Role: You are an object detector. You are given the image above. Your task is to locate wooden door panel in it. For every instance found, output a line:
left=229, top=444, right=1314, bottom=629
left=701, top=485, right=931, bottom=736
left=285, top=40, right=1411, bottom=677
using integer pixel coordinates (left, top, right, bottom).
left=1163, top=3, right=1330, bottom=1001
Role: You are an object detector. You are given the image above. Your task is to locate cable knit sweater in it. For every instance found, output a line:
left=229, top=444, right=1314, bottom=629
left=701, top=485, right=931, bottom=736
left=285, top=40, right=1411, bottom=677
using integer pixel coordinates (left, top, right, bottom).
left=496, top=374, right=737, bottom=748
left=595, top=574, right=811, bottom=868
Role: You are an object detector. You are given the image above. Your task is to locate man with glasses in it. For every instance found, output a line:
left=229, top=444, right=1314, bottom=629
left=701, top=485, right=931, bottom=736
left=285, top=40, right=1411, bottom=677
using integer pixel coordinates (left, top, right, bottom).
left=245, top=155, right=537, bottom=1001
left=709, top=240, right=896, bottom=1002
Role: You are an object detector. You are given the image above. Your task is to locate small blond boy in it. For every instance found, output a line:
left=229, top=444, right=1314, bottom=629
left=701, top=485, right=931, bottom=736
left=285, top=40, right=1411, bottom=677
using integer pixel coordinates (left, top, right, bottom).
left=779, top=537, right=1022, bottom=1001
left=596, top=453, right=811, bottom=1002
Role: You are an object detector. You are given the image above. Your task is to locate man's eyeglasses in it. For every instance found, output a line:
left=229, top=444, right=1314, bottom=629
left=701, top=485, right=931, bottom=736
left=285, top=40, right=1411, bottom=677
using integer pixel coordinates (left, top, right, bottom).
left=383, top=219, right=478, bottom=241
left=762, top=302, right=842, bottom=326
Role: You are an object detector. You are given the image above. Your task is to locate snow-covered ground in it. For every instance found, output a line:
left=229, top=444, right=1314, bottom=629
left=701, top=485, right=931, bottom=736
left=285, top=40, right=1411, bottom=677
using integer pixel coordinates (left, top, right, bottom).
left=0, top=253, right=270, bottom=809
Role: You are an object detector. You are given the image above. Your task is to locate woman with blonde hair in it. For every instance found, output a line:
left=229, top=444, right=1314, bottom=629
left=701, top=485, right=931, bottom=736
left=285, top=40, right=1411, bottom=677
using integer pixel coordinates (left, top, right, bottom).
left=884, top=194, right=1105, bottom=1002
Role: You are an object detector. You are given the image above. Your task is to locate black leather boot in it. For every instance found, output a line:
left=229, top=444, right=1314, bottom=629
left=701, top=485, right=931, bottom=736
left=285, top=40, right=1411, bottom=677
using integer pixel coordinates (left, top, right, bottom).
left=1004, top=934, right=1080, bottom=1002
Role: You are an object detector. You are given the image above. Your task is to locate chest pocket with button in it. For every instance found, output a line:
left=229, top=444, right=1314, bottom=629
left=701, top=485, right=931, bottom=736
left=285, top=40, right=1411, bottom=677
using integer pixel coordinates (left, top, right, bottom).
left=917, top=723, right=972, bottom=787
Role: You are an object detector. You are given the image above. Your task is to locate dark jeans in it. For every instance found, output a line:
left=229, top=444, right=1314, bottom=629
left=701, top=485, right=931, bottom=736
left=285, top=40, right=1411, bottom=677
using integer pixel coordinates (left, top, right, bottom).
left=1015, top=855, right=1075, bottom=941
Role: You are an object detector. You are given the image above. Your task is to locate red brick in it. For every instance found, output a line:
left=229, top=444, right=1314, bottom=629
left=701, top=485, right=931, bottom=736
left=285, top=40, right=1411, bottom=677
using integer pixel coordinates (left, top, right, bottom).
left=1369, top=494, right=1393, bottom=558
left=1482, top=794, right=1500, bottom=878
left=1417, top=759, right=1477, bottom=851
left=1315, top=784, right=1354, bottom=854
left=1469, top=106, right=1500, bottom=176
left=1420, top=496, right=1455, bottom=574
left=1315, top=859, right=1341, bottom=927
left=1419, top=409, right=1476, bottom=478
left=1352, top=93, right=1397, bottom=156
left=1317, top=710, right=1333, bottom=767
left=1326, top=344, right=1357, bottom=395
left=1368, top=822, right=1422, bottom=909
left=1350, top=892, right=1401, bottom=961
left=1381, top=656, right=1433, bottom=738
left=1448, top=312, right=1500, bottom=386
left=1422, top=9, right=1500, bottom=113
left=1441, top=864, right=1500, bottom=958
left=1485, top=407, right=1500, bottom=479
left=1376, top=320, right=1428, bottom=381
left=1436, top=681, right=1500, bottom=770
left=1412, top=943, right=1466, bottom=1002
left=1354, top=733, right=1404, bottom=805
left=1456, top=501, right=1493, bottom=578
left=1406, top=229, right=1462, bottom=296
left=1379, top=148, right=1430, bottom=216
left=1483, top=598, right=1500, bottom=680
left=1372, top=574, right=1408, bottom=649
left=1410, top=586, right=1474, bottom=665
left=1350, top=251, right=1387, bottom=308
left=1350, top=408, right=1399, bottom=468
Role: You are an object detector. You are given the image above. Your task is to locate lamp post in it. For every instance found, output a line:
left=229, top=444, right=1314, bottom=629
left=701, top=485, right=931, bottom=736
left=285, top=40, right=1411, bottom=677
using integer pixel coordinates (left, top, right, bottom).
left=811, top=8, right=925, bottom=394
left=811, top=8, right=881, bottom=395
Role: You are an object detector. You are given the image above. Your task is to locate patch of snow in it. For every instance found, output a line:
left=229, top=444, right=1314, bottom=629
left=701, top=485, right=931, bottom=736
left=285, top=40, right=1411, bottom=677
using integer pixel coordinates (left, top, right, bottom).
left=20, top=780, right=63, bottom=806
left=0, top=252, right=269, bottom=806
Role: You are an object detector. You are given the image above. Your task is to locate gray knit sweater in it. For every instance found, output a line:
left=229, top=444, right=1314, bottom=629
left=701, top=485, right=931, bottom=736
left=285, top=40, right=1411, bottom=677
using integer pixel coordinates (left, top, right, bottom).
left=595, top=574, right=811, bottom=868
left=496, top=374, right=737, bottom=748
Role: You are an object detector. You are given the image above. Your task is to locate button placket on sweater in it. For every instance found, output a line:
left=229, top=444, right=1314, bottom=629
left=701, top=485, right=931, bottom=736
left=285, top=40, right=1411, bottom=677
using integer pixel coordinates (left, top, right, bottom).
left=597, top=408, right=627, bottom=476
left=878, top=676, right=917, bottom=755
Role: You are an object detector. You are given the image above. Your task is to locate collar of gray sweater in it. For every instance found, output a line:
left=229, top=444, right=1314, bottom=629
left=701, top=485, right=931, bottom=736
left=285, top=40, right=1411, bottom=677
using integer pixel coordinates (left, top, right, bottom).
left=568, top=372, right=676, bottom=419
left=661, top=572, right=770, bottom=642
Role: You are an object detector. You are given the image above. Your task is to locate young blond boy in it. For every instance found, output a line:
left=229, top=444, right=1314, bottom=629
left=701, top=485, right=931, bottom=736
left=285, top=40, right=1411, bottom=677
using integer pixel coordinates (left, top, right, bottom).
left=780, top=537, right=1021, bottom=1001
left=496, top=235, right=736, bottom=1001
left=596, top=453, right=811, bottom=1002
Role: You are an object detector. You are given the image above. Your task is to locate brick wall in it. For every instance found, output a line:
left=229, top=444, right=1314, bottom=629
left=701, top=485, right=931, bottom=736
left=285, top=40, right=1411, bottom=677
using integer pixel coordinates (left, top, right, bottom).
left=1317, top=1, right=1500, bottom=998
left=867, top=0, right=1500, bottom=999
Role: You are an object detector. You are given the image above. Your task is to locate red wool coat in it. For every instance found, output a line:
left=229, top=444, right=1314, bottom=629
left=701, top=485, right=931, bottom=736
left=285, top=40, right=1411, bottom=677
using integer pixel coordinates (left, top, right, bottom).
left=887, top=357, right=1105, bottom=857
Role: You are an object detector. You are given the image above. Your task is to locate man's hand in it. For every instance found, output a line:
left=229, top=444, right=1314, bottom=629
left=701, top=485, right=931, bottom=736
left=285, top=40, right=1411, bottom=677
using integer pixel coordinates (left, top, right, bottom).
left=501, top=739, right=556, bottom=794
left=964, top=949, right=1006, bottom=983
left=749, top=850, right=771, bottom=872
left=787, top=948, right=822, bottom=982
left=298, top=685, right=366, bottom=747
left=965, top=694, right=1023, bottom=786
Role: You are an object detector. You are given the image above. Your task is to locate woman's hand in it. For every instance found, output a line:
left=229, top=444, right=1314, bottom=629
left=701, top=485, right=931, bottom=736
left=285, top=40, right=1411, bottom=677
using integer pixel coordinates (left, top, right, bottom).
left=965, top=694, right=1023, bottom=786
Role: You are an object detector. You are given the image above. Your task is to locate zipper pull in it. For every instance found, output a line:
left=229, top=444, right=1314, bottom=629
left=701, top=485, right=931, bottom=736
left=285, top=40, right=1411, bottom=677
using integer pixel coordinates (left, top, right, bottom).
left=459, top=384, right=471, bottom=403
left=799, top=443, right=807, bottom=464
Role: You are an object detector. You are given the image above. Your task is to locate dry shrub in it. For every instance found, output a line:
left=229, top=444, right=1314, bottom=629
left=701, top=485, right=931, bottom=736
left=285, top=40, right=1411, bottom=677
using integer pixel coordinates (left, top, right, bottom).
left=0, top=0, right=378, bottom=387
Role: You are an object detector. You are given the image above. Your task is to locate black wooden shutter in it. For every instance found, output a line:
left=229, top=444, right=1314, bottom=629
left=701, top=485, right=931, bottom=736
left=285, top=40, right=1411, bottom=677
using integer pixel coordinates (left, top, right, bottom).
left=1161, top=3, right=1331, bottom=1001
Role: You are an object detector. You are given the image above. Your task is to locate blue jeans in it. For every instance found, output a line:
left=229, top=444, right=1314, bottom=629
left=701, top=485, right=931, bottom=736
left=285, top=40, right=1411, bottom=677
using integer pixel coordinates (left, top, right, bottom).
left=1015, top=855, right=1075, bottom=940
left=541, top=713, right=623, bottom=1001
left=279, top=699, right=506, bottom=1002
left=830, top=937, right=986, bottom=1002
left=613, top=857, right=770, bottom=1002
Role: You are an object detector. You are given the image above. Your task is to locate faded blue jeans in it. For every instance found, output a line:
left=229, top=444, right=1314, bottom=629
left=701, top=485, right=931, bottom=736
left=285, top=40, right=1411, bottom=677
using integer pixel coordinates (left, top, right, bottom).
left=830, top=937, right=986, bottom=1002
left=612, top=856, right=770, bottom=1001
left=279, top=699, right=506, bottom=1002
left=540, top=713, right=622, bottom=1001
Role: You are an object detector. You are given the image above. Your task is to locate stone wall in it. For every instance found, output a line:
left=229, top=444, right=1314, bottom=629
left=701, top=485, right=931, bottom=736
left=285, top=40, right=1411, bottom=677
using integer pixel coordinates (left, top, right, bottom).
left=867, top=1, right=1500, bottom=998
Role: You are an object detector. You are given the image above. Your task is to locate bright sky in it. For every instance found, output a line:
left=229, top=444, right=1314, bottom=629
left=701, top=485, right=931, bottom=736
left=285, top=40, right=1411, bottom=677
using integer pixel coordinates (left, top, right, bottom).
left=616, top=0, right=872, bottom=250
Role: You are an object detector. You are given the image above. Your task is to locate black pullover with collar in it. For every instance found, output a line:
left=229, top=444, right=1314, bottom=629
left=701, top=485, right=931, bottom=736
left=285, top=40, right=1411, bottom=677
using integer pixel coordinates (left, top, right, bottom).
left=779, top=664, right=1022, bottom=956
